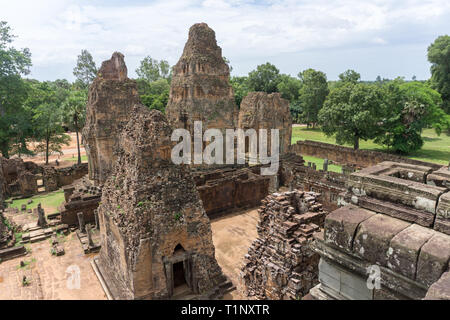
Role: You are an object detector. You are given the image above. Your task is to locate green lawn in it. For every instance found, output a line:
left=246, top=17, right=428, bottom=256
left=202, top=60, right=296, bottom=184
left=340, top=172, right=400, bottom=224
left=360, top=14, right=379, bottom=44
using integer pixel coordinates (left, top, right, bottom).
left=292, top=127, right=450, bottom=166
left=65, top=155, right=88, bottom=162
left=302, top=155, right=342, bottom=173
left=7, top=190, right=65, bottom=214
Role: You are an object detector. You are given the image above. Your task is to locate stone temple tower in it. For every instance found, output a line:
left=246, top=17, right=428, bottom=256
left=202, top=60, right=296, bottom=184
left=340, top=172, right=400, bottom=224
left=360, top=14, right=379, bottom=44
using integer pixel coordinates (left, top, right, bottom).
left=82, top=52, right=140, bottom=185
left=165, top=23, right=238, bottom=135
left=93, top=104, right=231, bottom=299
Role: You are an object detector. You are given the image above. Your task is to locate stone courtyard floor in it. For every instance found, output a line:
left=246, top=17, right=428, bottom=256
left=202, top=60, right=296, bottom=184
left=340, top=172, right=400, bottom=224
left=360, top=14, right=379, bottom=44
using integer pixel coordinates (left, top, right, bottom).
left=211, top=208, right=259, bottom=300
left=0, top=232, right=106, bottom=300
left=0, top=208, right=259, bottom=300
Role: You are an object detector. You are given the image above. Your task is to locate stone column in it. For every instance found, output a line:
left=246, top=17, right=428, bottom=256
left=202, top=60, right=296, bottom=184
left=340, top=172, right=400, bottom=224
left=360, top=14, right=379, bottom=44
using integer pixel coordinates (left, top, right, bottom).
left=77, top=212, right=86, bottom=233
left=323, top=159, right=329, bottom=172
left=86, top=224, right=94, bottom=247
left=94, top=209, right=99, bottom=230
left=37, top=203, right=47, bottom=227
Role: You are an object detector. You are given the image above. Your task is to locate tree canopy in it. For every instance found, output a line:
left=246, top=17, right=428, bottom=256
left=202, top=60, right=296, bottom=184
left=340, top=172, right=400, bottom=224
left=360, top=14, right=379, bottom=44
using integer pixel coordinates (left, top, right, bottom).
left=136, top=56, right=170, bottom=82
left=318, top=82, right=385, bottom=150
left=247, top=62, right=282, bottom=93
left=428, top=35, right=450, bottom=113
left=0, top=21, right=33, bottom=158
left=73, top=49, right=97, bottom=89
left=297, top=69, right=329, bottom=127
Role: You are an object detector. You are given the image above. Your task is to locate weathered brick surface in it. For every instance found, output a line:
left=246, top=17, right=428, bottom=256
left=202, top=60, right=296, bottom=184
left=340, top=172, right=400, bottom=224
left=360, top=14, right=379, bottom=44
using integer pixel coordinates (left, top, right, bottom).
left=291, top=140, right=442, bottom=170
left=96, top=103, right=228, bottom=300
left=241, top=190, right=326, bottom=300
left=82, top=52, right=141, bottom=185
left=166, top=23, right=238, bottom=138
left=238, top=92, right=292, bottom=155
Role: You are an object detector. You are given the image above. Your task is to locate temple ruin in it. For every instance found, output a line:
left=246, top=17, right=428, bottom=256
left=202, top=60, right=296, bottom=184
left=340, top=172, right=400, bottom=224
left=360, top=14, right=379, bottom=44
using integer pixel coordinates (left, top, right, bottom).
left=93, top=105, right=231, bottom=299
left=241, top=190, right=325, bottom=299
left=307, top=161, right=450, bottom=300
left=239, top=92, right=292, bottom=155
left=166, top=23, right=238, bottom=136
left=0, top=22, right=449, bottom=302
left=82, top=52, right=140, bottom=185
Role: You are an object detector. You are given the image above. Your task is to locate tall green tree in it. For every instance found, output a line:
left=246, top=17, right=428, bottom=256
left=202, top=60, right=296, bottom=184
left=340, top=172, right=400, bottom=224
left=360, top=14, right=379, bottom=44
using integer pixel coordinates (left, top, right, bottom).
left=277, top=74, right=301, bottom=102
left=338, top=69, right=361, bottom=84
left=376, top=80, right=447, bottom=153
left=297, top=69, right=329, bottom=127
left=230, top=76, right=249, bottom=107
left=28, top=82, right=70, bottom=164
left=247, top=62, right=282, bottom=93
left=62, top=90, right=87, bottom=164
left=0, top=21, right=33, bottom=158
left=136, top=56, right=170, bottom=82
left=73, top=49, right=97, bottom=89
left=139, top=78, right=170, bottom=112
left=318, top=82, right=385, bottom=150
left=428, top=35, right=450, bottom=113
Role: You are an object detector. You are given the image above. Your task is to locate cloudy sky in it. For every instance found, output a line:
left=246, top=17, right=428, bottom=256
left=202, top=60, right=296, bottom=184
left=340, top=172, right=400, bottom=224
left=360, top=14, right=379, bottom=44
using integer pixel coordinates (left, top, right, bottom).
left=2, top=0, right=449, bottom=81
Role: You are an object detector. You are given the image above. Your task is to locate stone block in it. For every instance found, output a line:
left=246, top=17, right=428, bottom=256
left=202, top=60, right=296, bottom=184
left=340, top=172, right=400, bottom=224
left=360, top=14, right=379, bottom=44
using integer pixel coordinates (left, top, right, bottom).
left=416, top=233, right=450, bottom=287
left=353, top=214, right=410, bottom=266
left=387, top=224, right=435, bottom=279
left=324, top=204, right=376, bottom=252
left=424, top=271, right=450, bottom=300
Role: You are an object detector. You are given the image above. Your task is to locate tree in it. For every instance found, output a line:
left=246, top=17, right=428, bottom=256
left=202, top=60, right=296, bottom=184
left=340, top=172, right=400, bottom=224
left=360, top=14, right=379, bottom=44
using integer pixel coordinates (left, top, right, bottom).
left=28, top=82, right=70, bottom=164
left=140, top=78, right=170, bottom=112
left=338, top=69, right=361, bottom=84
left=428, top=35, right=450, bottom=113
left=376, top=80, right=447, bottom=153
left=62, top=90, right=87, bottom=164
left=318, top=82, right=385, bottom=150
left=247, top=62, right=282, bottom=93
left=277, top=74, right=301, bottom=102
left=297, top=69, right=329, bottom=127
left=230, top=76, right=250, bottom=107
left=136, top=56, right=170, bottom=82
left=0, top=21, right=33, bottom=158
left=73, top=49, right=97, bottom=89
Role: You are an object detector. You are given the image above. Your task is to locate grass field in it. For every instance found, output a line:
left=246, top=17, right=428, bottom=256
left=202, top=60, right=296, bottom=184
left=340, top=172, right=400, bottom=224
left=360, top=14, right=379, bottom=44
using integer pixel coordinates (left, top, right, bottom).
left=302, top=155, right=342, bottom=173
left=292, top=127, right=450, bottom=166
left=64, top=155, right=88, bottom=162
left=7, top=190, right=65, bottom=215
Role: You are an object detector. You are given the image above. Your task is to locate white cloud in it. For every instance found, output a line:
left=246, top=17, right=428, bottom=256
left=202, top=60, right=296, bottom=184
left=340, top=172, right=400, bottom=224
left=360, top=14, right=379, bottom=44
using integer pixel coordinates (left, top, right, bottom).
left=1, top=0, right=449, bottom=80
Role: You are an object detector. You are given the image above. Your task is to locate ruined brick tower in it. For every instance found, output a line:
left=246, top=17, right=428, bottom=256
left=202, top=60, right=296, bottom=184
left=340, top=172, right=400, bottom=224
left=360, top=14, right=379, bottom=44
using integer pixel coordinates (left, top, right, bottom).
left=93, top=105, right=230, bottom=299
left=165, top=23, right=238, bottom=134
left=238, top=92, right=293, bottom=155
left=82, top=52, right=140, bottom=185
